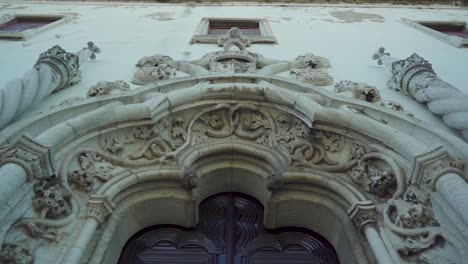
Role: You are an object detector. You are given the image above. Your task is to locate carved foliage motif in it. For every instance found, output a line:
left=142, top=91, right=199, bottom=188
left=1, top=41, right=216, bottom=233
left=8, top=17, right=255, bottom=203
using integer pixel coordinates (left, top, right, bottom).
left=132, top=55, right=176, bottom=85
left=87, top=80, right=129, bottom=97
left=0, top=243, right=33, bottom=264
left=349, top=144, right=396, bottom=197
left=32, top=175, right=72, bottom=219
left=67, top=152, right=113, bottom=191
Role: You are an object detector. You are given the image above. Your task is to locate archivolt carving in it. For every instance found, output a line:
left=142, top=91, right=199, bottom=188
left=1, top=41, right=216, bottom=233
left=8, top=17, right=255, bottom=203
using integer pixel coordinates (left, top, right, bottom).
left=32, top=175, right=72, bottom=219
left=67, top=152, right=113, bottom=191
left=0, top=242, right=33, bottom=264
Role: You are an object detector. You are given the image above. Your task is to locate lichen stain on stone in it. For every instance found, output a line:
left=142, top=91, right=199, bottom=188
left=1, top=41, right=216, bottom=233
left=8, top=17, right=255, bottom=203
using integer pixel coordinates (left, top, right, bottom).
left=329, top=10, right=384, bottom=23
left=143, top=12, right=175, bottom=21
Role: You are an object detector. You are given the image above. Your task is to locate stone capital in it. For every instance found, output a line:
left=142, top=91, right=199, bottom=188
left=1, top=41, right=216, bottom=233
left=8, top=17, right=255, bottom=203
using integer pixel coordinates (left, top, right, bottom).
left=0, top=135, right=54, bottom=181
left=409, top=146, right=464, bottom=191
left=86, top=195, right=115, bottom=225
left=348, top=200, right=377, bottom=232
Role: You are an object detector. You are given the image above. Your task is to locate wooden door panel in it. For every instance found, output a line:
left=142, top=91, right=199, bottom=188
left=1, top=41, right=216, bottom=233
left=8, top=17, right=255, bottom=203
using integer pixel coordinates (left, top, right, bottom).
left=118, top=193, right=340, bottom=264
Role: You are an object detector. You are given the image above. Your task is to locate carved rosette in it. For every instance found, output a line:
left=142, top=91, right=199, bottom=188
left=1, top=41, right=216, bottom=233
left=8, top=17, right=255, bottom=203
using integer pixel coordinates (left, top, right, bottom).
left=348, top=201, right=377, bottom=232
left=32, top=174, right=72, bottom=219
left=86, top=195, right=115, bottom=225
left=0, top=243, right=33, bottom=264
left=34, top=45, right=81, bottom=92
left=87, top=80, right=129, bottom=97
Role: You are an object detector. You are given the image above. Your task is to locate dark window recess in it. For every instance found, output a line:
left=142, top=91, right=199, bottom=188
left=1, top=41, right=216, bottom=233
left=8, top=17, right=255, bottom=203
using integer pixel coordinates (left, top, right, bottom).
left=420, top=22, right=468, bottom=38
left=208, top=21, right=260, bottom=36
left=118, top=192, right=340, bottom=264
left=0, top=16, right=60, bottom=32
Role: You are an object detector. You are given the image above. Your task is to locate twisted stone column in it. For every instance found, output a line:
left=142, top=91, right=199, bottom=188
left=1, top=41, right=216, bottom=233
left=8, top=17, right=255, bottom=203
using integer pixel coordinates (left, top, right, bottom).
left=0, top=42, right=100, bottom=130
left=372, top=47, right=468, bottom=141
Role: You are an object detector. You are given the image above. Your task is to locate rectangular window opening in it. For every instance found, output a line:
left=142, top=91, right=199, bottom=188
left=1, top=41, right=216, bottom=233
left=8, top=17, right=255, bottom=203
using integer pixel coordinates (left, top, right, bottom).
left=0, top=16, right=61, bottom=32
left=0, top=14, right=67, bottom=41
left=208, top=21, right=261, bottom=36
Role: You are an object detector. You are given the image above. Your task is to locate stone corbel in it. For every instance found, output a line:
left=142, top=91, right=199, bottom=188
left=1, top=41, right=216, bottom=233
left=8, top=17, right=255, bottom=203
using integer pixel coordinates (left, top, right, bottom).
left=86, top=195, right=115, bottom=225
left=0, top=135, right=54, bottom=181
left=409, top=146, right=464, bottom=192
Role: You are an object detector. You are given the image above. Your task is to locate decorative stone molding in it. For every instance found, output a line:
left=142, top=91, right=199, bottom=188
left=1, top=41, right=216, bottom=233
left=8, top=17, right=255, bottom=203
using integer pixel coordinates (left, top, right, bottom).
left=87, top=80, right=129, bottom=98
left=348, top=200, right=377, bottom=232
left=203, top=50, right=260, bottom=73
left=0, top=41, right=99, bottom=130
left=217, top=27, right=251, bottom=51
left=373, top=47, right=468, bottom=140
left=290, top=53, right=333, bottom=86
left=67, top=151, right=113, bottom=191
left=408, top=146, right=464, bottom=192
left=32, top=174, right=72, bottom=219
left=86, top=195, right=115, bottom=225
left=49, top=97, right=85, bottom=109
left=266, top=174, right=283, bottom=191
left=0, top=135, right=54, bottom=181
left=132, top=55, right=176, bottom=85
left=335, top=80, right=414, bottom=116
left=0, top=242, right=33, bottom=264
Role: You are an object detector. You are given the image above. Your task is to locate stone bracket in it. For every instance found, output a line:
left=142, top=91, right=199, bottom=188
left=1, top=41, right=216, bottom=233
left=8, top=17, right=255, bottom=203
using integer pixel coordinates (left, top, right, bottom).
left=409, top=146, right=465, bottom=191
left=0, top=134, right=54, bottom=181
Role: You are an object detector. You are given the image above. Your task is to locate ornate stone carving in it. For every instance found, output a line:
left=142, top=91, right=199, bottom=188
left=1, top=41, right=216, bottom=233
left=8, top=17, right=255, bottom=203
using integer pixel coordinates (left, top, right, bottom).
left=132, top=55, right=176, bottom=85
left=217, top=27, right=251, bottom=51
left=0, top=243, right=33, bottom=264
left=34, top=45, right=81, bottom=92
left=419, top=252, right=456, bottom=264
left=0, top=135, right=54, bottom=181
left=87, top=80, right=129, bottom=97
left=373, top=47, right=468, bottom=141
left=32, top=174, right=72, bottom=219
left=266, top=174, right=283, bottom=191
left=375, top=100, right=414, bottom=117
left=291, top=53, right=333, bottom=86
left=348, top=201, right=377, bottom=232
left=203, top=50, right=259, bottom=73
left=335, top=80, right=381, bottom=102
left=348, top=144, right=396, bottom=197
left=67, top=151, right=113, bottom=191
left=86, top=195, right=114, bottom=225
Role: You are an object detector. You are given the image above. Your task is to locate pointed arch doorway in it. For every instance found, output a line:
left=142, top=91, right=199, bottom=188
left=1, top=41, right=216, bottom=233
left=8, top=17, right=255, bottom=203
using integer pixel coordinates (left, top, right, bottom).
left=118, top=193, right=340, bottom=264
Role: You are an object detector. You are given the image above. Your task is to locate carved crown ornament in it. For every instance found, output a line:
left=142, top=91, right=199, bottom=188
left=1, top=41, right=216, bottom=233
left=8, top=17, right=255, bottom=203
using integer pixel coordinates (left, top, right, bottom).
left=0, top=135, right=54, bottom=181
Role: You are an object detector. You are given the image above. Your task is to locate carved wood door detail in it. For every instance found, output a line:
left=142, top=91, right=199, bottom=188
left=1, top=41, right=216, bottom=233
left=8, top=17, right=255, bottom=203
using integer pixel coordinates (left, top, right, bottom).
left=118, top=193, right=340, bottom=264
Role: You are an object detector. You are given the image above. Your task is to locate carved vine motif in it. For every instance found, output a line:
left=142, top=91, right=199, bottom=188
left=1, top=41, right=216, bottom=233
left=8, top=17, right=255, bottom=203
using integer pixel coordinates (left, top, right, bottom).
left=67, top=152, right=113, bottom=191
left=0, top=243, right=33, bottom=264
left=348, top=144, right=396, bottom=198
left=32, top=175, right=72, bottom=219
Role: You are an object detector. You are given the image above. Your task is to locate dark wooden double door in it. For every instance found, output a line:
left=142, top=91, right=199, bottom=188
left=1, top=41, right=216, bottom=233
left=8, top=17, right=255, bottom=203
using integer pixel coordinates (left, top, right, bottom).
left=118, top=193, right=340, bottom=264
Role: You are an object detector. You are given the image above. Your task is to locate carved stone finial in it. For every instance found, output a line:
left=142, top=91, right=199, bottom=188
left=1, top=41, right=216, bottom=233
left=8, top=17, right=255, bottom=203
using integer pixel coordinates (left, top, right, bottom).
left=85, top=41, right=101, bottom=60
left=348, top=201, right=377, bottom=232
left=217, top=27, right=251, bottom=51
left=34, top=45, right=81, bottom=92
left=32, top=174, right=72, bottom=219
left=0, top=243, right=33, bottom=264
left=181, top=171, right=198, bottom=190
left=132, top=55, right=176, bottom=85
left=87, top=80, right=130, bottom=97
left=87, top=195, right=115, bottom=225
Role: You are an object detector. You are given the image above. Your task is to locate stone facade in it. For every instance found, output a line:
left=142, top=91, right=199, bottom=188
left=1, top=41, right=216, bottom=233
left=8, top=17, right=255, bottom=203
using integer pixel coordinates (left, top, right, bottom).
left=0, top=2, right=468, bottom=264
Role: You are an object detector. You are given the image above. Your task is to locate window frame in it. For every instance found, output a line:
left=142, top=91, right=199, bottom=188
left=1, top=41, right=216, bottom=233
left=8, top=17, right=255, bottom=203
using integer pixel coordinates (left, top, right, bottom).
left=190, top=17, right=277, bottom=44
left=0, top=14, right=71, bottom=41
left=403, top=19, right=468, bottom=48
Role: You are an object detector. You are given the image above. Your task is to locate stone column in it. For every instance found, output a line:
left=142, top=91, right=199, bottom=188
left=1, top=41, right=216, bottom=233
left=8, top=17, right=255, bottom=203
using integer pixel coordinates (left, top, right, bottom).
left=62, top=195, right=114, bottom=264
left=372, top=47, right=468, bottom=141
left=0, top=163, right=27, bottom=207
left=435, top=173, right=468, bottom=225
left=349, top=201, right=394, bottom=264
